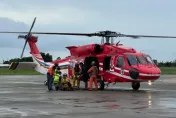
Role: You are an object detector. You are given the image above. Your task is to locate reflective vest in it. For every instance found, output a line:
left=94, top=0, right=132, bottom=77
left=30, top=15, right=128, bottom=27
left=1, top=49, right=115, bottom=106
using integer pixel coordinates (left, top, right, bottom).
left=74, top=66, right=80, bottom=76
left=47, top=65, right=54, bottom=75
left=53, top=70, right=61, bottom=84
left=61, top=77, right=70, bottom=83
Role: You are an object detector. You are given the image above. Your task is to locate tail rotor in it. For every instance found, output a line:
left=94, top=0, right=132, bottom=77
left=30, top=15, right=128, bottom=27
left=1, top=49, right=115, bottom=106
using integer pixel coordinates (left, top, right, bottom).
left=19, top=17, right=36, bottom=59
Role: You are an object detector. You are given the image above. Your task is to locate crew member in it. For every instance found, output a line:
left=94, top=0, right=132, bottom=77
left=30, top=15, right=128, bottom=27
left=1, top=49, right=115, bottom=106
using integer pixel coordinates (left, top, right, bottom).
left=61, top=73, right=73, bottom=91
left=53, top=67, right=62, bottom=91
left=47, top=63, right=58, bottom=91
left=88, top=61, right=98, bottom=91
left=72, top=63, right=80, bottom=89
left=79, top=62, right=83, bottom=81
left=79, top=62, right=88, bottom=89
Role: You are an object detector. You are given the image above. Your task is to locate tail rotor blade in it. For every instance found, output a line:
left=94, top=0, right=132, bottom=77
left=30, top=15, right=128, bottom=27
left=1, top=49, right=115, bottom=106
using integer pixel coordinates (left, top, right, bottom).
left=18, top=35, right=26, bottom=39
left=20, top=17, right=36, bottom=59
left=21, top=40, right=27, bottom=58
left=28, top=17, right=36, bottom=36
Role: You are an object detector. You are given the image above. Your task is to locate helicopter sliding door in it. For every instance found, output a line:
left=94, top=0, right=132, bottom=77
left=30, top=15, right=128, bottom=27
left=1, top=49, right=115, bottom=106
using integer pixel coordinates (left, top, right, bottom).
left=103, top=56, right=111, bottom=70
left=84, top=56, right=99, bottom=72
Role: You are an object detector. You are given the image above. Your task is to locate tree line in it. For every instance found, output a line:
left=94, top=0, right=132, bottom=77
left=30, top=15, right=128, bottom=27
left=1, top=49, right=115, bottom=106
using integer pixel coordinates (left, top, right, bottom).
left=3, top=52, right=61, bottom=64
left=3, top=53, right=176, bottom=67
left=157, top=60, right=176, bottom=67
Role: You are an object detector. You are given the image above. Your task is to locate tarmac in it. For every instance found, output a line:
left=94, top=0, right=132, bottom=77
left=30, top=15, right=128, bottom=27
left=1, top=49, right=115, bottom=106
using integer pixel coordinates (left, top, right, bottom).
left=0, top=75, right=176, bottom=118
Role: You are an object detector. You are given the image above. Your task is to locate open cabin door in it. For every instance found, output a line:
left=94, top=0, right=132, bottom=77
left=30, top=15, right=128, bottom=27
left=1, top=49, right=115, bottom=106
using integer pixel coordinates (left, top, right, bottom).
left=84, top=56, right=99, bottom=72
left=103, top=56, right=111, bottom=71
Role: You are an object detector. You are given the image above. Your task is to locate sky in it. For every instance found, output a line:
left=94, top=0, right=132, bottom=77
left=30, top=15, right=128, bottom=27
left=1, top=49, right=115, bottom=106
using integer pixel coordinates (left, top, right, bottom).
left=0, top=0, right=176, bottom=62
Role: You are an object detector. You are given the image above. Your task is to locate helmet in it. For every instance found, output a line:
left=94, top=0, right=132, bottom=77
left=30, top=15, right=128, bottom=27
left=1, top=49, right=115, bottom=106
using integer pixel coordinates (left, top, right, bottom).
left=91, top=61, right=96, bottom=66
left=63, top=73, right=67, bottom=76
left=54, top=63, right=58, bottom=67
left=79, top=62, right=83, bottom=65
left=58, top=71, right=62, bottom=74
left=75, top=63, right=79, bottom=66
left=56, top=66, right=60, bottom=70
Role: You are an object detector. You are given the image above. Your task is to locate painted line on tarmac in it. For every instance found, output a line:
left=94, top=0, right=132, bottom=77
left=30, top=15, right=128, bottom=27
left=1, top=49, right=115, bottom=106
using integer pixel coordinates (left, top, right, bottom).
left=108, top=87, right=176, bottom=92
left=0, top=107, right=28, bottom=116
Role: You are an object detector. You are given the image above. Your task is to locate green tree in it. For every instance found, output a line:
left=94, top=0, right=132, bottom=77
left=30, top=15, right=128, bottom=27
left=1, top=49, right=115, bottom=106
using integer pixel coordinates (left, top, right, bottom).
left=3, top=61, right=9, bottom=64
left=3, top=52, right=53, bottom=64
left=57, top=57, right=61, bottom=60
left=40, top=52, right=53, bottom=62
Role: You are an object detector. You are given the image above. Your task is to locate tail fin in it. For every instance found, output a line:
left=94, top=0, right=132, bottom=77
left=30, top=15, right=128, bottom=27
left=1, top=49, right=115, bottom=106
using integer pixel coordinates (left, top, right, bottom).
left=9, top=38, right=51, bottom=74
left=27, top=37, right=44, bottom=61
left=27, top=37, right=50, bottom=74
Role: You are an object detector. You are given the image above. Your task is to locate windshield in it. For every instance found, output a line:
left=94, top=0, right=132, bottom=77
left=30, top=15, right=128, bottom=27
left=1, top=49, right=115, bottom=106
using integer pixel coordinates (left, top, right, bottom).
left=144, top=55, right=154, bottom=65
left=137, top=55, right=147, bottom=64
left=127, top=55, right=139, bottom=66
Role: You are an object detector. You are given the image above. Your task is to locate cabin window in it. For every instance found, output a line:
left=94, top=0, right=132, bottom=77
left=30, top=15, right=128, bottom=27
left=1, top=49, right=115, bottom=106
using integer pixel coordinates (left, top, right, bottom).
left=127, top=55, right=139, bottom=66
left=116, top=56, right=125, bottom=68
left=137, top=55, right=147, bottom=64
left=144, top=55, right=154, bottom=65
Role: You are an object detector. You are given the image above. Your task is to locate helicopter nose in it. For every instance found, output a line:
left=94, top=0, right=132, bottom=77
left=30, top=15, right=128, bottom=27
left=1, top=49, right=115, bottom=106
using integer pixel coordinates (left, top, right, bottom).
left=138, top=65, right=161, bottom=80
left=131, top=65, right=161, bottom=80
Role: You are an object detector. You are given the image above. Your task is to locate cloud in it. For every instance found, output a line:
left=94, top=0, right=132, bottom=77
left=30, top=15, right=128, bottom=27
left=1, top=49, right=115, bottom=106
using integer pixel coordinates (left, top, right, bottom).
left=0, top=0, right=176, bottom=62
left=0, top=17, right=100, bottom=62
left=0, top=1, right=99, bottom=25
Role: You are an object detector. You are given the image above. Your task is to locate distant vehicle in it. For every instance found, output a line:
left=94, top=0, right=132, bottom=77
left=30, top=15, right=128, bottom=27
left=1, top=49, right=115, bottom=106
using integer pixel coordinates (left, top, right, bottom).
left=1, top=17, right=176, bottom=90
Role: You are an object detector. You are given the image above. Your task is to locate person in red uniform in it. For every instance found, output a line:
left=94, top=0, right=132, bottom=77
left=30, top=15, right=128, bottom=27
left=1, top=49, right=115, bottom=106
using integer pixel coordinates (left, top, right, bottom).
left=47, top=63, right=58, bottom=91
left=88, top=61, right=98, bottom=91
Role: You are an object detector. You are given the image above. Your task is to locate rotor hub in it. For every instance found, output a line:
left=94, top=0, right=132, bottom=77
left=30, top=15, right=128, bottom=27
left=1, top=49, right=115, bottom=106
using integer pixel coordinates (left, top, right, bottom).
left=96, top=30, right=120, bottom=37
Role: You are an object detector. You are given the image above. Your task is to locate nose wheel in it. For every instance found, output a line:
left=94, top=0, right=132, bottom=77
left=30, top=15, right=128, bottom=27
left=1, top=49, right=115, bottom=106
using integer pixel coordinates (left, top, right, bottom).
left=44, top=80, right=48, bottom=86
left=132, top=81, right=140, bottom=90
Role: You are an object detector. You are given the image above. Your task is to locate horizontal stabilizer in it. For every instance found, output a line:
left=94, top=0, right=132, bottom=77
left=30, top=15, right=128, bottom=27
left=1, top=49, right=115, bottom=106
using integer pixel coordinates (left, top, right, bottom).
left=66, top=46, right=78, bottom=56
left=9, top=62, right=37, bottom=70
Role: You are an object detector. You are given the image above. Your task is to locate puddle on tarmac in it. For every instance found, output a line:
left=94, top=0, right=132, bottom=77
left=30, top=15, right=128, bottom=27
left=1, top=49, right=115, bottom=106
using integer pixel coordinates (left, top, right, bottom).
left=131, top=106, right=148, bottom=110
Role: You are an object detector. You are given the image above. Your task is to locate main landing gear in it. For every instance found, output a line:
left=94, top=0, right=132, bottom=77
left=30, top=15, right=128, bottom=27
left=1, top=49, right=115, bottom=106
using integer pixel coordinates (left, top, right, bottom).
left=97, top=76, right=105, bottom=90
left=44, top=80, right=47, bottom=86
left=132, top=81, right=140, bottom=90
left=98, top=79, right=105, bottom=90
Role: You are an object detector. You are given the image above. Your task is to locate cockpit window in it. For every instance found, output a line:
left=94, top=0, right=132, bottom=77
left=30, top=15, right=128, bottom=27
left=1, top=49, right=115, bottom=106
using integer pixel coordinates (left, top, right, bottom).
left=137, top=55, right=147, bottom=64
left=127, top=55, right=139, bottom=66
left=116, top=56, right=125, bottom=68
left=144, top=55, right=154, bottom=65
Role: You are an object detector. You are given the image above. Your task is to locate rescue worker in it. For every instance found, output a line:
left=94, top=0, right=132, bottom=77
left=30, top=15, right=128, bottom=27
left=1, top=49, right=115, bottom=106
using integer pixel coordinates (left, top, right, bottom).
left=88, top=61, right=98, bottom=91
left=47, top=63, right=58, bottom=91
left=53, top=67, right=62, bottom=91
left=79, top=62, right=83, bottom=81
left=72, top=63, right=80, bottom=89
left=79, top=62, right=88, bottom=89
left=61, top=73, right=73, bottom=91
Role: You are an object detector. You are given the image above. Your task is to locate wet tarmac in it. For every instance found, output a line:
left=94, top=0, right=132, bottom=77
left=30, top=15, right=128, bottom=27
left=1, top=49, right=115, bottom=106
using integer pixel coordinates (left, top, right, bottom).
left=0, top=75, right=176, bottom=118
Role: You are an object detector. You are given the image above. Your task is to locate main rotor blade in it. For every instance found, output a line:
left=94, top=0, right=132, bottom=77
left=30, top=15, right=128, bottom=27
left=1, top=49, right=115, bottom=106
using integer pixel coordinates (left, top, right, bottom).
left=0, top=32, right=95, bottom=37
left=1, top=31, right=176, bottom=39
left=120, top=34, right=176, bottom=38
left=21, top=40, right=27, bottom=58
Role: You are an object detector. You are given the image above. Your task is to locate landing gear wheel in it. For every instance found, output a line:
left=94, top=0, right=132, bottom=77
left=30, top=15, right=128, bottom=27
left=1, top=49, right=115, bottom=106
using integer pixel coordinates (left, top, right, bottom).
left=55, top=86, right=59, bottom=91
left=44, top=80, right=47, bottom=86
left=98, top=79, right=105, bottom=90
left=132, top=82, right=140, bottom=91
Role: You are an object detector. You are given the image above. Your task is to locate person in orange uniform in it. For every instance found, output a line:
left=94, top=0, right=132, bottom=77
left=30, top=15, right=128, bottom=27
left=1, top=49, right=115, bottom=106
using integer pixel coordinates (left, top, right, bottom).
left=47, top=63, right=58, bottom=91
left=88, top=61, right=98, bottom=91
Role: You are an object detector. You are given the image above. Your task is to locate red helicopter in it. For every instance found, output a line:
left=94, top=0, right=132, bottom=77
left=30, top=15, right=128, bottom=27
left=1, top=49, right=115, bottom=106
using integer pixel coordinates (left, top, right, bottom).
left=1, top=17, right=176, bottom=90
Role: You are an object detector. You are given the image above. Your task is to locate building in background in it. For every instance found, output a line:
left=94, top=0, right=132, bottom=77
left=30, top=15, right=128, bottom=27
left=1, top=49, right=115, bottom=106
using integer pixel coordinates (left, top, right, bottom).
left=0, top=63, right=9, bottom=68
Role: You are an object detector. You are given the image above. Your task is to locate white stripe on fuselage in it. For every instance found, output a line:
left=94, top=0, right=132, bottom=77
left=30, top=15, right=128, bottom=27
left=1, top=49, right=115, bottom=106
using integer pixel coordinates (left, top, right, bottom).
left=99, top=63, right=160, bottom=77
left=99, top=67, right=160, bottom=81
left=32, top=55, right=70, bottom=75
